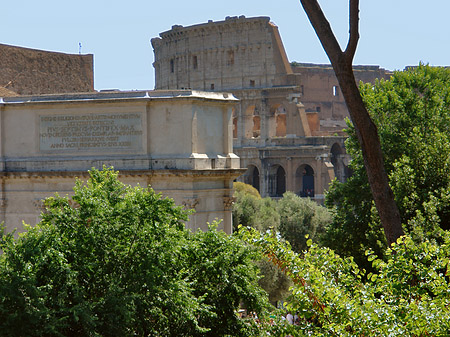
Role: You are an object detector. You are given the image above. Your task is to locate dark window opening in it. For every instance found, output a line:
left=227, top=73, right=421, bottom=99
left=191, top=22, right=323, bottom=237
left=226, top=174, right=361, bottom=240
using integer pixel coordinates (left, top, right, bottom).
left=298, top=165, right=314, bottom=198
left=269, top=165, right=286, bottom=197
left=170, top=59, right=174, bottom=73
left=210, top=83, right=215, bottom=90
left=193, top=55, right=198, bottom=69
left=227, top=50, right=234, bottom=66
left=245, top=165, right=260, bottom=192
left=250, top=80, right=255, bottom=87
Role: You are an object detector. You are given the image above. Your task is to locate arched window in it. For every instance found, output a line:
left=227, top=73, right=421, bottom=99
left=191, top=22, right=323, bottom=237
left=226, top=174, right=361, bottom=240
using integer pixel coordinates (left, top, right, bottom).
left=270, top=104, right=287, bottom=137
left=275, top=114, right=286, bottom=137
left=295, top=164, right=314, bottom=198
left=243, top=105, right=256, bottom=139
left=244, top=165, right=260, bottom=192
left=252, top=115, right=261, bottom=138
left=269, top=165, right=286, bottom=197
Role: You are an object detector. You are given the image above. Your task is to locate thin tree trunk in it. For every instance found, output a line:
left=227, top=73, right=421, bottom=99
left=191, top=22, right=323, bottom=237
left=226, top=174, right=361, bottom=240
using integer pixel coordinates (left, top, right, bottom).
left=299, top=0, right=404, bottom=245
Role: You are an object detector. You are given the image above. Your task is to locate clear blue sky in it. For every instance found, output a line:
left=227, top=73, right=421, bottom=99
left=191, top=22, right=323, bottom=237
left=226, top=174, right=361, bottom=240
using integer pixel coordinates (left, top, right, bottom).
left=2, top=1, right=448, bottom=91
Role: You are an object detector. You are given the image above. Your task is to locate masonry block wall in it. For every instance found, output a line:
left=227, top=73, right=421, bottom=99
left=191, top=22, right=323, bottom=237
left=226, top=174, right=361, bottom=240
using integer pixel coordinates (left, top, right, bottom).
left=151, top=16, right=292, bottom=92
left=0, top=44, right=94, bottom=95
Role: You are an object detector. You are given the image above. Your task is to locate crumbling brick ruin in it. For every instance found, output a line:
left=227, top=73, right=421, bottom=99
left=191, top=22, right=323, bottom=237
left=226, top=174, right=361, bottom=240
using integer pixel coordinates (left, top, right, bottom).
left=0, top=43, right=94, bottom=95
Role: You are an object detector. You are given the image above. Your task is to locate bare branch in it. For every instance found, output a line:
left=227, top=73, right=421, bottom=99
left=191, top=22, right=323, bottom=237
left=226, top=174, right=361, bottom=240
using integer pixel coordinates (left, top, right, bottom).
left=344, top=0, right=360, bottom=61
left=300, top=0, right=343, bottom=64
left=299, top=0, right=405, bottom=244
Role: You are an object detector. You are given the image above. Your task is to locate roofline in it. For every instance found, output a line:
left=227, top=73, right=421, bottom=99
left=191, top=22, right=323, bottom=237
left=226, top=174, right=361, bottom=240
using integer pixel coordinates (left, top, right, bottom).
left=157, top=16, right=271, bottom=38
left=0, top=90, right=238, bottom=105
left=0, top=43, right=93, bottom=57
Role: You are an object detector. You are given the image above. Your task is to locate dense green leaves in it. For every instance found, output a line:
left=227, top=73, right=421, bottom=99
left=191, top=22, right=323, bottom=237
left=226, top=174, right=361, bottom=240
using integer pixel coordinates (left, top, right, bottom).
left=241, top=227, right=450, bottom=336
left=0, top=167, right=269, bottom=336
left=325, top=65, right=450, bottom=267
left=233, top=185, right=331, bottom=254
left=233, top=185, right=332, bottom=304
left=278, top=192, right=331, bottom=253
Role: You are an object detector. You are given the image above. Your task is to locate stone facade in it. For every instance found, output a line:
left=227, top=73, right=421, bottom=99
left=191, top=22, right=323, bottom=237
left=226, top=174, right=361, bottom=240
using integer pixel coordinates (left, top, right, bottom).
left=291, top=63, right=391, bottom=134
left=152, top=16, right=359, bottom=200
left=0, top=43, right=94, bottom=95
left=152, top=16, right=294, bottom=92
left=0, top=90, right=241, bottom=234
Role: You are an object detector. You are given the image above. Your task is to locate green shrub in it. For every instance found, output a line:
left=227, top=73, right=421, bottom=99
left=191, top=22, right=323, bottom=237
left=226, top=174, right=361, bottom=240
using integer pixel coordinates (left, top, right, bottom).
left=0, top=167, right=269, bottom=336
left=241, top=226, right=450, bottom=336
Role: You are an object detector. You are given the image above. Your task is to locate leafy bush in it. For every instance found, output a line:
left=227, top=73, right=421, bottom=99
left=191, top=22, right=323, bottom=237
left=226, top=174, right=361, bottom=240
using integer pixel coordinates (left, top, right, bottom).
left=325, top=65, right=450, bottom=268
left=233, top=185, right=332, bottom=305
left=278, top=192, right=331, bottom=253
left=241, top=226, right=450, bottom=336
left=0, top=167, right=269, bottom=336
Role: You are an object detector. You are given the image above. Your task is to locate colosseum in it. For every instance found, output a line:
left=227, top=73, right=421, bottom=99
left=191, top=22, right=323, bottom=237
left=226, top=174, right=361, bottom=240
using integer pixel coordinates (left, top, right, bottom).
left=151, top=16, right=390, bottom=200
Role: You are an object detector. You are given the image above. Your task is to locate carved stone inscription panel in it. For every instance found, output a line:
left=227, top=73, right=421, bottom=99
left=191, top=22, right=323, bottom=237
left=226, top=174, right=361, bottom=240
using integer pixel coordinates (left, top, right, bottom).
left=40, top=113, right=143, bottom=152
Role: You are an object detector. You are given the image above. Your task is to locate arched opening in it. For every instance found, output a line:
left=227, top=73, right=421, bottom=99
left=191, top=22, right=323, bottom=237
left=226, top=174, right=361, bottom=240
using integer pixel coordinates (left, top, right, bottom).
left=244, top=165, right=260, bottom=192
left=275, top=114, right=286, bottom=137
left=270, top=104, right=287, bottom=137
left=244, top=105, right=256, bottom=138
left=269, top=165, right=286, bottom=197
left=296, top=164, right=315, bottom=198
left=330, top=143, right=344, bottom=181
left=252, top=115, right=261, bottom=138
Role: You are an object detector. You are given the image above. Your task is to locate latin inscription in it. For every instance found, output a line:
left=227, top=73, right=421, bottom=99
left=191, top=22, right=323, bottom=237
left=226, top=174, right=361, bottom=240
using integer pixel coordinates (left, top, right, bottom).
left=40, top=113, right=143, bottom=152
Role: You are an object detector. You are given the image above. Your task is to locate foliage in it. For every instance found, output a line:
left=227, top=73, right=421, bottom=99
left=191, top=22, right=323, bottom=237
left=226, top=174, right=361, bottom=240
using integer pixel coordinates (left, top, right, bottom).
left=233, top=184, right=332, bottom=305
left=233, top=181, right=261, bottom=199
left=185, top=223, right=269, bottom=337
left=0, top=167, right=269, bottom=336
left=233, top=183, right=270, bottom=232
left=325, top=65, right=450, bottom=267
left=255, top=259, right=292, bottom=306
left=233, top=185, right=332, bottom=253
left=278, top=192, right=331, bottom=253
left=241, top=226, right=450, bottom=336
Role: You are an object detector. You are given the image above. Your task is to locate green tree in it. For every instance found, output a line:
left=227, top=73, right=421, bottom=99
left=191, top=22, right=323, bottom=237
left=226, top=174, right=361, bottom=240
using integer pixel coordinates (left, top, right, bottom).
left=241, top=227, right=450, bottom=336
left=0, top=167, right=269, bottom=336
left=232, top=183, right=287, bottom=305
left=325, top=65, right=450, bottom=268
left=277, top=192, right=332, bottom=253
left=233, top=185, right=332, bottom=305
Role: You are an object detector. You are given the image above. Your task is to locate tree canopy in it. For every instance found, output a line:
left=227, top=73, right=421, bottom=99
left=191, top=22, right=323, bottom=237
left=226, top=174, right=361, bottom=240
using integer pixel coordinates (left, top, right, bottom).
left=325, top=65, right=450, bottom=267
left=233, top=184, right=332, bottom=304
left=0, top=167, right=269, bottom=336
left=241, top=226, right=450, bottom=336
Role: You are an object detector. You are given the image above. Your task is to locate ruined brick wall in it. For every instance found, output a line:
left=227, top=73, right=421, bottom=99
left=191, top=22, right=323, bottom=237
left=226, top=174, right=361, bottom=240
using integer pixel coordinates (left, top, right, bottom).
left=292, top=63, right=391, bottom=132
left=0, top=44, right=94, bottom=95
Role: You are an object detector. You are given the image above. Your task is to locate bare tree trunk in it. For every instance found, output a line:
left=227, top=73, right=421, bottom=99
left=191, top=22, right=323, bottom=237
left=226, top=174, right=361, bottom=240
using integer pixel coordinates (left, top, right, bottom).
left=300, top=0, right=404, bottom=245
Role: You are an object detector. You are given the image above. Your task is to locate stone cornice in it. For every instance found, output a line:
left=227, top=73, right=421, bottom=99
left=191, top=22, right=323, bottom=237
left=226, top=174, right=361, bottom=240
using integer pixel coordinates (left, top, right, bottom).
left=0, top=90, right=237, bottom=106
left=0, top=168, right=247, bottom=180
left=157, top=16, right=271, bottom=41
